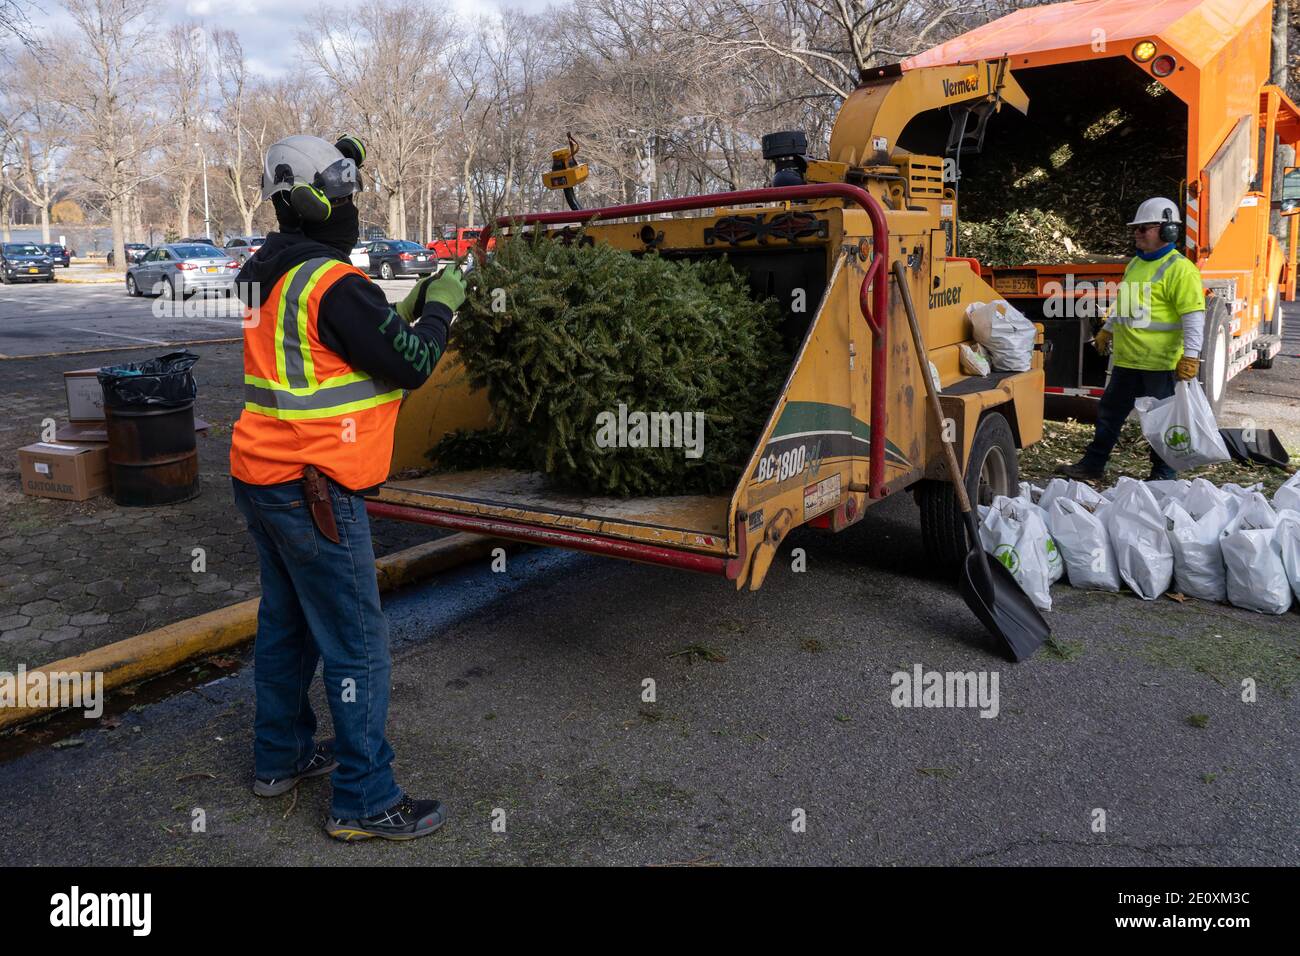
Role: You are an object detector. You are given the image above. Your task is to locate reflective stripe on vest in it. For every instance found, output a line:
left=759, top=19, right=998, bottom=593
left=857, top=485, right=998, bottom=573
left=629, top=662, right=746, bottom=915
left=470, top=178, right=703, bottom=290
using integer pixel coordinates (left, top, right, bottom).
left=243, top=258, right=403, bottom=419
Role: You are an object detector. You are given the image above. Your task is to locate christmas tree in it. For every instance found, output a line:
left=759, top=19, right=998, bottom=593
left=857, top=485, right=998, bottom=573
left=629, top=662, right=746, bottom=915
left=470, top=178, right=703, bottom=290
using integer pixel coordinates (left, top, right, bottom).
left=431, top=231, right=789, bottom=497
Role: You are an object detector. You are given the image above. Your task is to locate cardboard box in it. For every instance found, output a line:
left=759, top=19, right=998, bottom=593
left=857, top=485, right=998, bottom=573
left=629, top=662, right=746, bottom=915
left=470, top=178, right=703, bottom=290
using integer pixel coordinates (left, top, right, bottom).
left=64, top=368, right=105, bottom=422
left=18, top=442, right=110, bottom=501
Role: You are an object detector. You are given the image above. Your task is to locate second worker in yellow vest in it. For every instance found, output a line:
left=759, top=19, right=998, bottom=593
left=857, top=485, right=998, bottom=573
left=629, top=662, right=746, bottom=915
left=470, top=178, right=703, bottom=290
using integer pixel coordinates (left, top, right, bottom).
left=1057, top=196, right=1206, bottom=483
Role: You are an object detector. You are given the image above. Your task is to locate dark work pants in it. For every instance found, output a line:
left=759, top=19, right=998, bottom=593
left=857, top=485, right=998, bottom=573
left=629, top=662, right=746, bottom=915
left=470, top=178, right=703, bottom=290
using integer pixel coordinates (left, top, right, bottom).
left=1081, top=366, right=1177, bottom=480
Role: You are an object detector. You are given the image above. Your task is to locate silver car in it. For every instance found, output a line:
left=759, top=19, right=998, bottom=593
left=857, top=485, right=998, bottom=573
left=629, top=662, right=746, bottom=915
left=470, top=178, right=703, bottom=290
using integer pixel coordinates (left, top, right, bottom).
left=125, top=243, right=239, bottom=299
left=224, top=235, right=266, bottom=264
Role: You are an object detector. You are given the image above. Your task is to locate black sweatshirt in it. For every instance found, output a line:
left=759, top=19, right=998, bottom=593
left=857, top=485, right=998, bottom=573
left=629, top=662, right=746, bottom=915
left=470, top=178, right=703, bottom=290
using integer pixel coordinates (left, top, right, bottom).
left=235, top=231, right=450, bottom=390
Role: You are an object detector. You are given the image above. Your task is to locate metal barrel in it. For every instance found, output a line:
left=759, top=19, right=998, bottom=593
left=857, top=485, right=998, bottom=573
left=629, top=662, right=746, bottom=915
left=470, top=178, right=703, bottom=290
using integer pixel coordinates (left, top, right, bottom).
left=104, top=403, right=201, bottom=506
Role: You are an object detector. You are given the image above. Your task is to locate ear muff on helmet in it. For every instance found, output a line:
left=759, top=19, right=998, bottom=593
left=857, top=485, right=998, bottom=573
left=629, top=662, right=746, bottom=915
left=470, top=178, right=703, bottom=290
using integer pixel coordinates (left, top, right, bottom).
left=335, top=135, right=366, bottom=168
left=290, top=182, right=332, bottom=223
left=1158, top=207, right=1179, bottom=244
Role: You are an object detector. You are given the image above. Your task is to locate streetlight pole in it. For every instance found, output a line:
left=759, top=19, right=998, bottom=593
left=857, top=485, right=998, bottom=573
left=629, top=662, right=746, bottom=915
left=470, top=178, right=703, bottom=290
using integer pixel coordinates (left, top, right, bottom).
left=196, top=142, right=211, bottom=239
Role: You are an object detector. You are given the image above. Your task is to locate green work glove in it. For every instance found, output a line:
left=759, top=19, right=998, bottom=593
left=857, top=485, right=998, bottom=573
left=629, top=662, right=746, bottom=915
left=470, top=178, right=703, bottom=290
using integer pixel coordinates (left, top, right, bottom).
left=424, top=264, right=468, bottom=312
left=394, top=274, right=436, bottom=324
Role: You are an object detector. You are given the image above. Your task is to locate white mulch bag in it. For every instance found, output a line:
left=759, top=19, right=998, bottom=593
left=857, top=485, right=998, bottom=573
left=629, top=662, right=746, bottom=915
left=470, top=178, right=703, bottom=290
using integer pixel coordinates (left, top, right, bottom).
left=1039, top=477, right=1103, bottom=514
left=978, top=495, right=1060, bottom=610
left=1146, top=479, right=1190, bottom=503
left=1219, top=482, right=1263, bottom=521
left=1134, top=380, right=1230, bottom=471
left=1181, top=477, right=1227, bottom=522
left=960, top=343, right=991, bottom=377
left=1104, top=478, right=1174, bottom=600
left=1274, top=472, right=1300, bottom=514
left=1275, top=512, right=1300, bottom=602
left=1048, top=498, right=1120, bottom=591
left=1222, top=529, right=1292, bottom=615
left=1012, top=483, right=1052, bottom=530
left=1161, top=499, right=1228, bottom=603
left=967, top=300, right=1036, bottom=372
left=1222, top=492, right=1278, bottom=534
left=1220, top=494, right=1289, bottom=614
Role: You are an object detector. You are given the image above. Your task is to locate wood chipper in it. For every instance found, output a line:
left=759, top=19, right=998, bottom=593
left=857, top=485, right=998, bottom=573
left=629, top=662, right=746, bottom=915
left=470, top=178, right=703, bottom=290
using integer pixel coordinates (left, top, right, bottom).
left=367, top=59, right=1047, bottom=592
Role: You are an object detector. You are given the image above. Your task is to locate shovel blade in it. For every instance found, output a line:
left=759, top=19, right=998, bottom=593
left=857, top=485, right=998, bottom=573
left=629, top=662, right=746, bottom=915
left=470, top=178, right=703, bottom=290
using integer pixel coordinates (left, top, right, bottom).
left=959, top=548, right=1049, bottom=662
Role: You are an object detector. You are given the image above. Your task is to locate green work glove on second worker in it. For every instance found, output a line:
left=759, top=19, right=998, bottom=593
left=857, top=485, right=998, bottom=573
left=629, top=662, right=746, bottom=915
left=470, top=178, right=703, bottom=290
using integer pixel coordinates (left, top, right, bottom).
left=394, top=267, right=468, bottom=323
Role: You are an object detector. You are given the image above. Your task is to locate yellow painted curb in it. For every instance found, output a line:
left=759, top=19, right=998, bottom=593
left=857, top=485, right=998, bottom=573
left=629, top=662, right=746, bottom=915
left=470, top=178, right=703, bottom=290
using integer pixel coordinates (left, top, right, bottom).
left=0, top=532, right=501, bottom=731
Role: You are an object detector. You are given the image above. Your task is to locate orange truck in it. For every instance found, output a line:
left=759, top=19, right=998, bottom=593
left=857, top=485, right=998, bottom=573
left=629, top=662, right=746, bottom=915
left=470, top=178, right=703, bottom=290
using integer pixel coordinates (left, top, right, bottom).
left=905, top=0, right=1298, bottom=419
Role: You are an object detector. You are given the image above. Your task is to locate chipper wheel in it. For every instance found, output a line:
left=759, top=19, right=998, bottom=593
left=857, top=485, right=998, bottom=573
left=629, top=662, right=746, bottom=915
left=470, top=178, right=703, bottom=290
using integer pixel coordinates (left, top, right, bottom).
left=916, top=411, right=1019, bottom=577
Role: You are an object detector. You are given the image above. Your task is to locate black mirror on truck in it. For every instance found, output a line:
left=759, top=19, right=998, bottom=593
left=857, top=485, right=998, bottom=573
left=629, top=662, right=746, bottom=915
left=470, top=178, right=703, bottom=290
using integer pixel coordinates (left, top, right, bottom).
left=1280, top=166, right=1300, bottom=216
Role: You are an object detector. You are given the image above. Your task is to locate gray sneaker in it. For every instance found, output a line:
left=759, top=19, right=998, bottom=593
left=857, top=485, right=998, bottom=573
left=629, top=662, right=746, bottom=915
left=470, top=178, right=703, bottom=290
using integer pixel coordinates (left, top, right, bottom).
left=326, top=794, right=447, bottom=842
left=253, top=741, right=338, bottom=797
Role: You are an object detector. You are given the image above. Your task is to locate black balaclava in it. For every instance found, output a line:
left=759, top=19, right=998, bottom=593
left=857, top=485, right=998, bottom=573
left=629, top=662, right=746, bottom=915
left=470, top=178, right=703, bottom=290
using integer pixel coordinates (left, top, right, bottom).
left=304, top=199, right=360, bottom=259
left=272, top=192, right=360, bottom=260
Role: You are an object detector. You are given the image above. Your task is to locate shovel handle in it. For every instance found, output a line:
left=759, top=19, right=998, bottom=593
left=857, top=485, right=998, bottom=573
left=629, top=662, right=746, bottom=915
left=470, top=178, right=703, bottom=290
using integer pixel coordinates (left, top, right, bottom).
left=891, top=260, right=974, bottom=517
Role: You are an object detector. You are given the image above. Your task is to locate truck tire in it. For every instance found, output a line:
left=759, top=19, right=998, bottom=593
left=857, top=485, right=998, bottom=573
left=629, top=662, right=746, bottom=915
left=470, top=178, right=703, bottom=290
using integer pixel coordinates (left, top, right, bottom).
left=918, top=411, right=1019, bottom=577
left=1253, top=293, right=1281, bottom=370
left=1198, top=297, right=1230, bottom=415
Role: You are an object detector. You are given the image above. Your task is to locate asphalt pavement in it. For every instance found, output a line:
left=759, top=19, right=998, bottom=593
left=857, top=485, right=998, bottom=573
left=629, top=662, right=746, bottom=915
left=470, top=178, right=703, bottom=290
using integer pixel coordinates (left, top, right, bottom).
left=0, top=271, right=416, bottom=359
left=0, top=281, right=1295, bottom=866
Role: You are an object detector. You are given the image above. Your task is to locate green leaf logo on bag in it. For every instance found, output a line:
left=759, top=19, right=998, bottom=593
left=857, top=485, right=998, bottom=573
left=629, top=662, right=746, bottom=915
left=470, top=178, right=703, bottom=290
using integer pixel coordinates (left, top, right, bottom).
left=994, top=544, right=1020, bottom=574
left=1164, top=425, right=1191, bottom=456
left=1044, top=535, right=1062, bottom=569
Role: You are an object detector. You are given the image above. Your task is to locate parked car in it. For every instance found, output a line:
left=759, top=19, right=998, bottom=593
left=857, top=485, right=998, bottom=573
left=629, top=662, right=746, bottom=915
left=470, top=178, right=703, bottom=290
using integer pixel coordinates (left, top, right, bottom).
left=125, top=243, right=239, bottom=299
left=40, top=243, right=71, bottom=268
left=223, top=236, right=266, bottom=264
left=427, top=227, right=493, bottom=261
left=106, top=243, right=149, bottom=267
left=180, top=236, right=219, bottom=246
left=365, top=239, right=437, bottom=279
left=0, top=243, right=55, bottom=283
left=349, top=244, right=371, bottom=271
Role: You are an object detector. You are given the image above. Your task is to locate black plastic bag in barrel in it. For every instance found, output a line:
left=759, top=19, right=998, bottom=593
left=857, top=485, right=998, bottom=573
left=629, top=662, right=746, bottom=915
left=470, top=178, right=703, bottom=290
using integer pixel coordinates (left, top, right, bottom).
left=96, top=351, right=201, bottom=506
left=96, top=350, right=199, bottom=408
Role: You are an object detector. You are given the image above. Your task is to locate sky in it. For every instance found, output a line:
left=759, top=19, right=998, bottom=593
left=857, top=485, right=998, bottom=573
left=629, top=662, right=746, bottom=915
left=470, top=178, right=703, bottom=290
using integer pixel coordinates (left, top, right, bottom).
left=20, top=0, right=566, bottom=80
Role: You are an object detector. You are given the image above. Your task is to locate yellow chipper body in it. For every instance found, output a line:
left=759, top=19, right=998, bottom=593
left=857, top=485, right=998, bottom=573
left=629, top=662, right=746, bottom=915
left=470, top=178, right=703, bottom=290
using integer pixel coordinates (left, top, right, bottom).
left=370, top=59, right=1047, bottom=589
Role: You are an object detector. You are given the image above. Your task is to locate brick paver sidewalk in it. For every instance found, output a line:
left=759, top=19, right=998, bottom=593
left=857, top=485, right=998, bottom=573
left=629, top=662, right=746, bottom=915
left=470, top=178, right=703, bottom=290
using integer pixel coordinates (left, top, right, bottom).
left=0, top=342, right=440, bottom=670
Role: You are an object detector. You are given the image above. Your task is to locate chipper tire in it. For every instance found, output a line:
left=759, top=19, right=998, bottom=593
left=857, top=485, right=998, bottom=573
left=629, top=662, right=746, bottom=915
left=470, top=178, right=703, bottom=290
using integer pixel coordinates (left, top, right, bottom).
left=917, top=411, right=1019, bottom=578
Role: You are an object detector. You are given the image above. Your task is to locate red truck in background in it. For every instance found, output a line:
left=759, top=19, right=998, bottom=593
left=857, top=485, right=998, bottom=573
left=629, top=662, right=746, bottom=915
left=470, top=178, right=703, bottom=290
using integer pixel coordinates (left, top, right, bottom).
left=426, top=227, right=495, bottom=261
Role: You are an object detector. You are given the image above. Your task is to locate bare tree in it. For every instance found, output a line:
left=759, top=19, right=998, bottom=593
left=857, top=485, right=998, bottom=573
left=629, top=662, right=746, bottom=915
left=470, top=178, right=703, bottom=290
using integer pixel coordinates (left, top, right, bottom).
left=1, top=0, right=38, bottom=55
left=213, top=30, right=274, bottom=237
left=160, top=23, right=212, bottom=239
left=59, top=0, right=162, bottom=271
left=300, top=2, right=451, bottom=239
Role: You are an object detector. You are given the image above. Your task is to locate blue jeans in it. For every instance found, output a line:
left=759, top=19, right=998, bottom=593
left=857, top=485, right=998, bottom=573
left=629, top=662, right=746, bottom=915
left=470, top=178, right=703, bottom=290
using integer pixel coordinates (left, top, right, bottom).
left=1082, top=366, right=1177, bottom=480
left=232, top=476, right=401, bottom=819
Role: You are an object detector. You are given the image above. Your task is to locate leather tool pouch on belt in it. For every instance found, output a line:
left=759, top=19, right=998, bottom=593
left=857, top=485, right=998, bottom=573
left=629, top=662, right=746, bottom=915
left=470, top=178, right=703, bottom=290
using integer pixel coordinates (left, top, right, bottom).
left=302, top=465, right=341, bottom=544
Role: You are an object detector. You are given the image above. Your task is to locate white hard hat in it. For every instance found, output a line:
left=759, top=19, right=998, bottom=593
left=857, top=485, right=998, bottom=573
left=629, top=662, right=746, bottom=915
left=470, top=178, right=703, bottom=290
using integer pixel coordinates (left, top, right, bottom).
left=260, top=135, right=360, bottom=202
left=1127, top=196, right=1180, bottom=226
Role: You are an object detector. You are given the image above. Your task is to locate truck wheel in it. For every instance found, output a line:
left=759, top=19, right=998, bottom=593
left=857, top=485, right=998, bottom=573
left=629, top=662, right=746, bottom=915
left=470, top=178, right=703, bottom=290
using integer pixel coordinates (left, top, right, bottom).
left=1198, top=297, right=1230, bottom=415
left=1252, top=293, right=1281, bottom=370
left=918, top=411, right=1019, bottom=577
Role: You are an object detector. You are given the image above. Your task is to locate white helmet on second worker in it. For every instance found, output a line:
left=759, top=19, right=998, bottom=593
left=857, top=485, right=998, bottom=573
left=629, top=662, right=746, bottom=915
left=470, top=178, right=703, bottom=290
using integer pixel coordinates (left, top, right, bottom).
left=1127, top=196, right=1180, bottom=226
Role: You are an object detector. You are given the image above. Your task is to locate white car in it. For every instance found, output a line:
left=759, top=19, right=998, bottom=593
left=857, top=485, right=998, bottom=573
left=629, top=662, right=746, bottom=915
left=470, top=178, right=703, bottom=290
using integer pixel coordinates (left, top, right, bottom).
left=349, top=244, right=370, bottom=270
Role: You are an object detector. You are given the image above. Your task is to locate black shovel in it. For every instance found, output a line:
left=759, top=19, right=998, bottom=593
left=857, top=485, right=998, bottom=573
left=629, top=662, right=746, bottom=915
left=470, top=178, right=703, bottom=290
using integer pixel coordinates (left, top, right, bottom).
left=892, top=261, right=1049, bottom=662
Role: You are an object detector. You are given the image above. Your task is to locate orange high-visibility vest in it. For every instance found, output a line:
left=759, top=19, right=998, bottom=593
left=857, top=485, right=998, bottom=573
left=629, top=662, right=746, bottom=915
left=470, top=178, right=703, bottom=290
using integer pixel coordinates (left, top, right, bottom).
left=230, top=257, right=404, bottom=489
